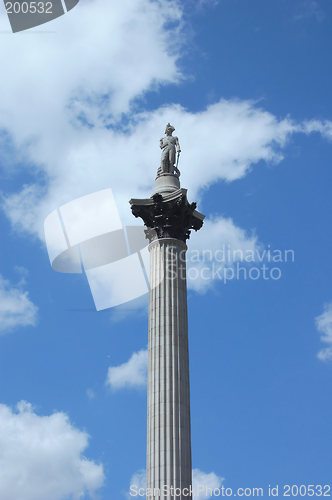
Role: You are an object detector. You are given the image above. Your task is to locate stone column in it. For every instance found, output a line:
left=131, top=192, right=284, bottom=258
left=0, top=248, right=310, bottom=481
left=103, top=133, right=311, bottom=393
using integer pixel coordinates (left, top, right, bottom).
left=130, top=174, right=204, bottom=500
left=147, top=238, right=191, bottom=498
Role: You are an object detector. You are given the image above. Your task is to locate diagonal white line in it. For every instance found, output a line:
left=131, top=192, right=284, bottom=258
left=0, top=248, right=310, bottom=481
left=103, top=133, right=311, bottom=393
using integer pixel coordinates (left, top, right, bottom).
left=59, top=0, right=67, bottom=12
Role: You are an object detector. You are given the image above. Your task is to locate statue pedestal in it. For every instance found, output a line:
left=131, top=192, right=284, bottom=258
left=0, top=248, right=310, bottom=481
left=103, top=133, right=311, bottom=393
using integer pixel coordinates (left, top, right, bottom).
left=153, top=173, right=180, bottom=195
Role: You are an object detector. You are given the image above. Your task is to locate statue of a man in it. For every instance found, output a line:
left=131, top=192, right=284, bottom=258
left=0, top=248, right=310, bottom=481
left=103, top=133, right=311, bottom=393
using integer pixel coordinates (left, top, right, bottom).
left=159, top=123, right=181, bottom=175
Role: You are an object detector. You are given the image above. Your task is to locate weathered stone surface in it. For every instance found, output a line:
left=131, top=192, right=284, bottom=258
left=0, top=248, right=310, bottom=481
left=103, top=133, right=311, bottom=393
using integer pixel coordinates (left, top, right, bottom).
left=159, top=123, right=181, bottom=176
left=153, top=173, right=180, bottom=195
left=147, top=239, right=192, bottom=499
left=130, top=189, right=204, bottom=243
left=130, top=153, right=204, bottom=500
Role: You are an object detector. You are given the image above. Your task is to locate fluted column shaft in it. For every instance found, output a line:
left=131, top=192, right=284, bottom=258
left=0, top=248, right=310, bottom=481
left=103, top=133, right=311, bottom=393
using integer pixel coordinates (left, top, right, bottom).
left=147, top=238, right=192, bottom=500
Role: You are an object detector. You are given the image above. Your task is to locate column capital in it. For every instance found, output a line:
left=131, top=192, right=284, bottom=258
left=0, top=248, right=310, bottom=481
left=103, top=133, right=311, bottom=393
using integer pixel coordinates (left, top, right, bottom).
left=130, top=189, right=205, bottom=243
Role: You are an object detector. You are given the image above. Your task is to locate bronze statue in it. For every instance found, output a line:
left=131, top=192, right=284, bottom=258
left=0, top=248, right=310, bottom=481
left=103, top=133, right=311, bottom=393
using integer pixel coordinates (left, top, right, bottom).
left=159, top=123, right=181, bottom=177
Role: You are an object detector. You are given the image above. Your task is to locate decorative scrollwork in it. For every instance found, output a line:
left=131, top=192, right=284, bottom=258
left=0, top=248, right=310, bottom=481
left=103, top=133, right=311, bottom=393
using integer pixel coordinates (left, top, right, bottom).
left=131, top=192, right=203, bottom=243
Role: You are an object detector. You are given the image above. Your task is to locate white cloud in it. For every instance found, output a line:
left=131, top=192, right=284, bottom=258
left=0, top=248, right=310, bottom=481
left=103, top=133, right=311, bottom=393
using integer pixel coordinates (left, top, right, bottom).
left=0, top=0, right=182, bottom=134
left=106, top=348, right=148, bottom=390
left=0, top=0, right=332, bottom=241
left=3, top=99, right=332, bottom=241
left=0, top=0, right=183, bottom=235
left=129, top=468, right=146, bottom=491
left=128, top=468, right=224, bottom=499
left=0, top=274, right=38, bottom=334
left=192, top=468, right=224, bottom=499
left=316, top=302, right=332, bottom=361
left=187, top=215, right=260, bottom=292
left=0, top=401, right=104, bottom=500
left=301, top=119, right=332, bottom=140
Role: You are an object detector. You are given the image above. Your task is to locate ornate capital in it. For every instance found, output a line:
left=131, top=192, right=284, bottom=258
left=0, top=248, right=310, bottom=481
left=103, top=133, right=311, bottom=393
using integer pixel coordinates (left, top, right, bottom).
left=130, top=190, right=204, bottom=243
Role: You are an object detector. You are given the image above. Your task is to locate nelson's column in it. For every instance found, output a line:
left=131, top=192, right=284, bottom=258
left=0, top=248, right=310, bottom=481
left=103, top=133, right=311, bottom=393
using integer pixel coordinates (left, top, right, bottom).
left=130, top=124, right=205, bottom=499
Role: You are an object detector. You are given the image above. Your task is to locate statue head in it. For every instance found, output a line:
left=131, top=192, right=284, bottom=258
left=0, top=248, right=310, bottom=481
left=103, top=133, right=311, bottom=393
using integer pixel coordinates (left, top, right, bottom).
left=165, top=123, right=175, bottom=135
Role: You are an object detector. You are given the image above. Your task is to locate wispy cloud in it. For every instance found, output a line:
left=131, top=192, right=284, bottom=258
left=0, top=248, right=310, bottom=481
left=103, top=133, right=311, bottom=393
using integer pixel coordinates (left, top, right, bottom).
left=0, top=274, right=38, bottom=334
left=128, top=468, right=224, bottom=499
left=316, top=302, right=332, bottom=361
left=187, top=215, right=260, bottom=292
left=106, top=348, right=148, bottom=390
left=196, top=0, right=220, bottom=9
left=86, top=388, right=96, bottom=400
left=192, top=468, right=224, bottom=499
left=0, top=401, right=104, bottom=500
left=294, top=0, right=325, bottom=22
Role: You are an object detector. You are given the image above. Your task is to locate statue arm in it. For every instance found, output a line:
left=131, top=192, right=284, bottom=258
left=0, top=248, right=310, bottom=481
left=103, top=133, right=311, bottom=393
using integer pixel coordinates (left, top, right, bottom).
left=175, top=137, right=181, bottom=152
left=160, top=138, right=164, bottom=149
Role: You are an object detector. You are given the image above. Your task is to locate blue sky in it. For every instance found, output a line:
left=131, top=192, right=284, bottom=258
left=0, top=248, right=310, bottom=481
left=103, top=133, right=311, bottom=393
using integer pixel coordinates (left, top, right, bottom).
left=1, top=0, right=332, bottom=499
